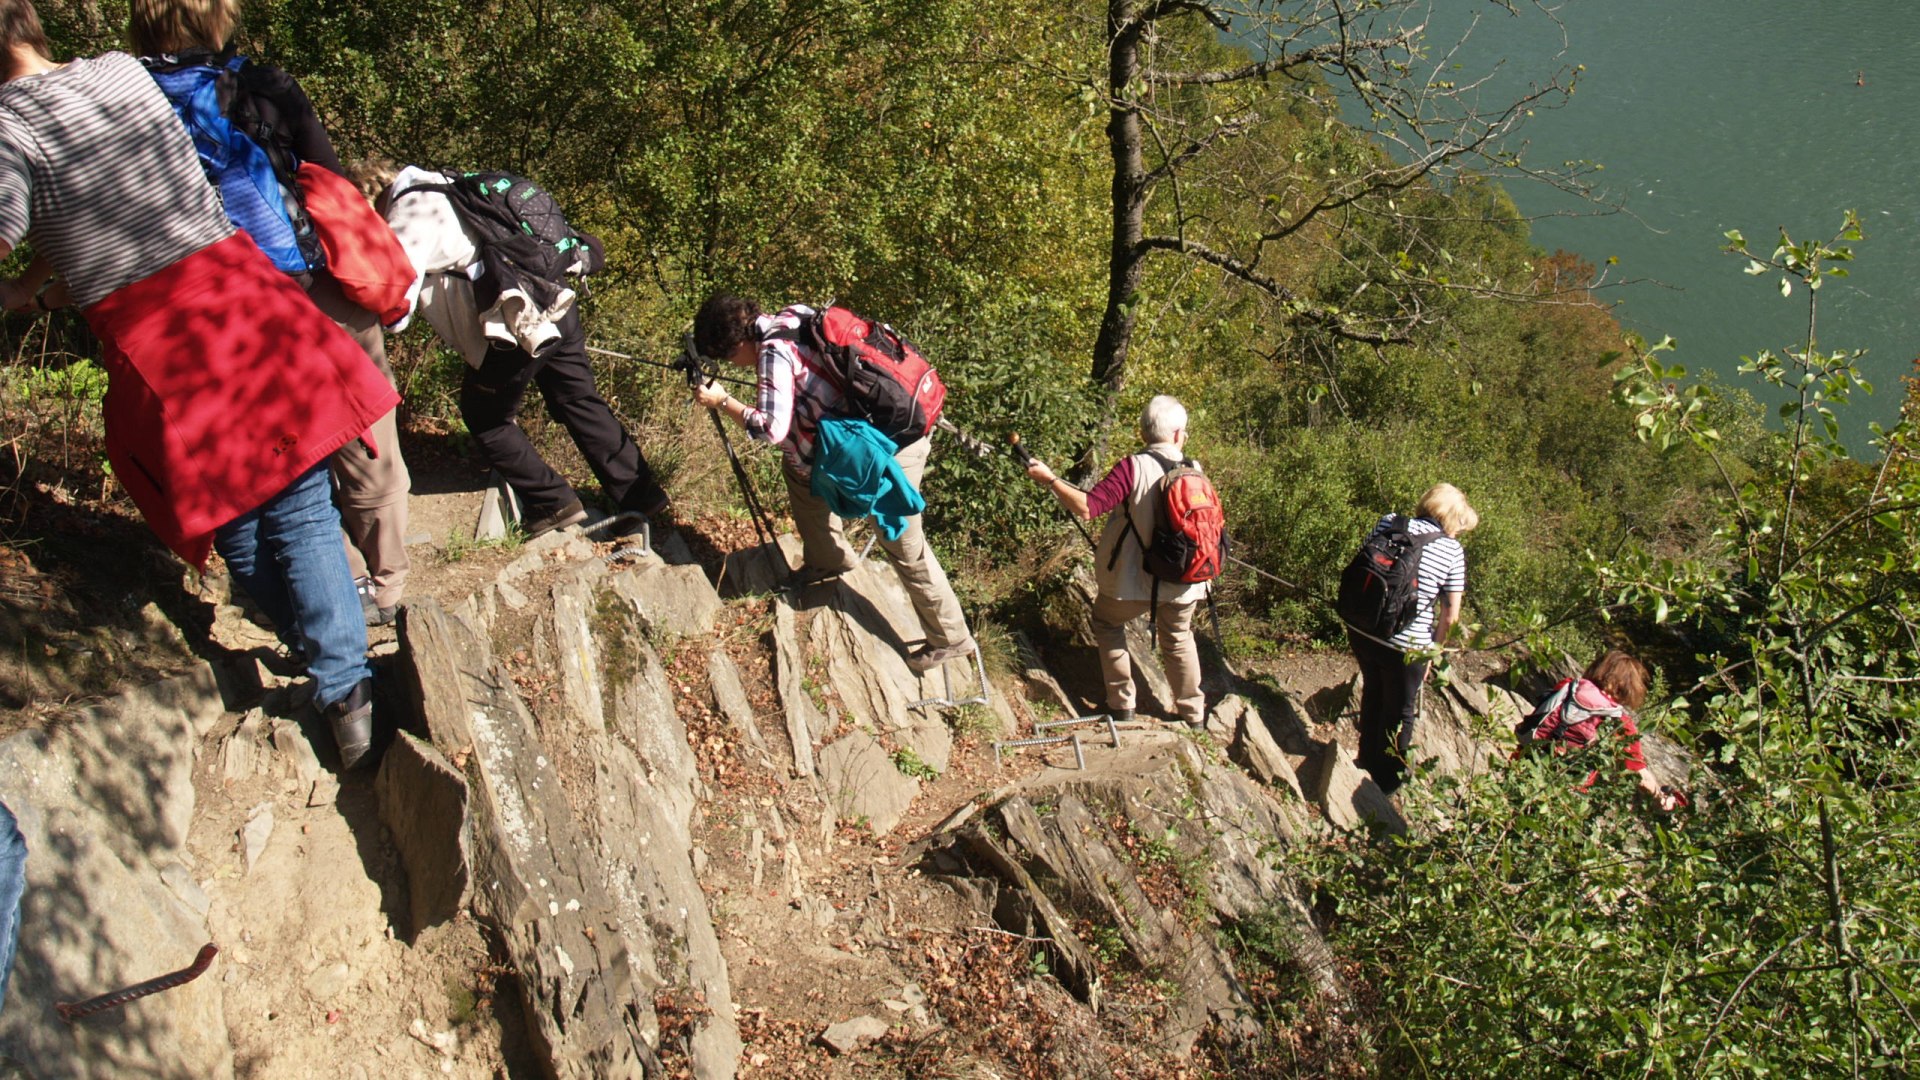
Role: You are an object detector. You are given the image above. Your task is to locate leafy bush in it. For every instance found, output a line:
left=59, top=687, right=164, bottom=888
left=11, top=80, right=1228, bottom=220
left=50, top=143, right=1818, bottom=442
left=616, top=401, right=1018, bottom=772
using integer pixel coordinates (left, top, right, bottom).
left=1298, top=217, right=1920, bottom=1076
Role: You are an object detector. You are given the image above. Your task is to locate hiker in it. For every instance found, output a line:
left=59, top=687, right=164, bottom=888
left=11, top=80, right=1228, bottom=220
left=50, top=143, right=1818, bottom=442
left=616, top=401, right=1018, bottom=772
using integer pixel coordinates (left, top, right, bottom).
left=691, top=294, right=975, bottom=673
left=1516, top=649, right=1681, bottom=810
left=129, top=0, right=413, bottom=627
left=0, top=0, right=395, bottom=766
left=1346, top=483, right=1476, bottom=794
left=1022, top=395, right=1212, bottom=728
left=0, top=798, right=21, bottom=1013
left=348, top=157, right=669, bottom=537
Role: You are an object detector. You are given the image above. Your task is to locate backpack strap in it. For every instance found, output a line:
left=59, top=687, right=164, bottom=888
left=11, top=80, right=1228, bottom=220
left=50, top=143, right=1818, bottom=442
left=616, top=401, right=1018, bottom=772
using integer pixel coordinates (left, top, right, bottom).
left=1115, top=450, right=1190, bottom=568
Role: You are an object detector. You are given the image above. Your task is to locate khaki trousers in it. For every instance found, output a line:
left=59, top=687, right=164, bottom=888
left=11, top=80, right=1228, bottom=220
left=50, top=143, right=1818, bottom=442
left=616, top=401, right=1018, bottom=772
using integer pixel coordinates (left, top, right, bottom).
left=309, top=274, right=412, bottom=610
left=1091, top=593, right=1204, bottom=725
left=783, top=436, right=970, bottom=650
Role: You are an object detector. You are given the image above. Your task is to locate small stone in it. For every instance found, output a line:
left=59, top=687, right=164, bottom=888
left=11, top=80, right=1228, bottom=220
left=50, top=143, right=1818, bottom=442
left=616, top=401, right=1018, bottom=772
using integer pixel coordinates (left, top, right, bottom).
left=898, top=983, right=927, bottom=1006
left=495, top=580, right=529, bottom=610
left=270, top=718, right=325, bottom=783
left=307, top=775, right=340, bottom=807
left=304, top=961, right=353, bottom=1002
left=821, top=1015, right=890, bottom=1054
left=242, top=805, right=274, bottom=872
left=159, top=862, right=211, bottom=917
left=404, top=530, right=434, bottom=547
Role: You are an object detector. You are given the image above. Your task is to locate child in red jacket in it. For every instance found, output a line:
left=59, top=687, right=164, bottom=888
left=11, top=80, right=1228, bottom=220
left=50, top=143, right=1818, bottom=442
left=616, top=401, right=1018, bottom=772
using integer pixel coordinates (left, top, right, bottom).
left=1517, top=650, right=1683, bottom=811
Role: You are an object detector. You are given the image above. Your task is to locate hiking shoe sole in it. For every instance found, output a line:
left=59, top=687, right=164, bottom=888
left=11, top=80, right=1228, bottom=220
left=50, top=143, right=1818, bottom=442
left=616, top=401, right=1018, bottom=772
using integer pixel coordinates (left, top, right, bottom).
left=907, top=639, right=976, bottom=673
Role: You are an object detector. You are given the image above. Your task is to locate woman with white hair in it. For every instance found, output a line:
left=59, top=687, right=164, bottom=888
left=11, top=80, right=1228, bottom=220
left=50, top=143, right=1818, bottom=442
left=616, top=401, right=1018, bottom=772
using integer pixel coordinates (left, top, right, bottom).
left=1024, top=395, right=1212, bottom=727
left=1349, top=482, right=1478, bottom=794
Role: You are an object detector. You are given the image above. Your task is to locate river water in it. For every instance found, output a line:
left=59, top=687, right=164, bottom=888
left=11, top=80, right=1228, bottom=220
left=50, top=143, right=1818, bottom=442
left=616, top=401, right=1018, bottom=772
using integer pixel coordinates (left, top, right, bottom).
left=1418, top=1, right=1920, bottom=446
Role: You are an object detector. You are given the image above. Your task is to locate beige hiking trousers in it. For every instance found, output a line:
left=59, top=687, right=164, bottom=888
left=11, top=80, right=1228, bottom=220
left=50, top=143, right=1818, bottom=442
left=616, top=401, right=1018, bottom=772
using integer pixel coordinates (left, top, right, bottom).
left=783, top=435, right=971, bottom=650
left=309, top=275, right=412, bottom=610
left=1091, top=593, right=1204, bottom=726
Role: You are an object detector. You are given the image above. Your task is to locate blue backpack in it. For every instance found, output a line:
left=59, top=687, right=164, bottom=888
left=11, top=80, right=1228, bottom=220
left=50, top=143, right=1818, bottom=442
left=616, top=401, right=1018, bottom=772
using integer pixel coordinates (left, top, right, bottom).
left=144, top=55, right=317, bottom=274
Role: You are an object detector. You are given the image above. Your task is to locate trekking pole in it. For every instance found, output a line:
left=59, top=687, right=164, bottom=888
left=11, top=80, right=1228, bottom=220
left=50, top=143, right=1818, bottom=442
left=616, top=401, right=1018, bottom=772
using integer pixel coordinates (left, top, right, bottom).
left=676, top=334, right=788, bottom=587
left=589, top=343, right=756, bottom=388
left=1005, top=432, right=1099, bottom=550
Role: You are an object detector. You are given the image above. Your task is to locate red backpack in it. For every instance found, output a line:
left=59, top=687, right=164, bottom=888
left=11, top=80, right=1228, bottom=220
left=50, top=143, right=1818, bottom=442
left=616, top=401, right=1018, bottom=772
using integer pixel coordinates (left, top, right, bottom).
left=774, top=305, right=946, bottom=448
left=1117, top=452, right=1228, bottom=585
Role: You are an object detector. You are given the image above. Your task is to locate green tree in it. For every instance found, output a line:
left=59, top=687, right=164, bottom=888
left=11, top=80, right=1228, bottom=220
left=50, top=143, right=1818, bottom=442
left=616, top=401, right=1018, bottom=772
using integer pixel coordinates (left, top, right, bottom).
left=1054, top=0, right=1591, bottom=465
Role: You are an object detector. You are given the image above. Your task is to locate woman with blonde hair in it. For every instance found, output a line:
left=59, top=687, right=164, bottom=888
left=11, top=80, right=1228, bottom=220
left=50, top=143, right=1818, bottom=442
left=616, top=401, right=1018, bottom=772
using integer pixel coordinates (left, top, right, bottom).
left=1347, top=482, right=1477, bottom=794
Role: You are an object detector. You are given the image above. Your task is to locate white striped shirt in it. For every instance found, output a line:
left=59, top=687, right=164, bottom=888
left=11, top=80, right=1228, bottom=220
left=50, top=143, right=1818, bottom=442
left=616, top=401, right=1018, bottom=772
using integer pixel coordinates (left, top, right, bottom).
left=0, top=53, right=232, bottom=309
left=1367, top=513, right=1467, bottom=650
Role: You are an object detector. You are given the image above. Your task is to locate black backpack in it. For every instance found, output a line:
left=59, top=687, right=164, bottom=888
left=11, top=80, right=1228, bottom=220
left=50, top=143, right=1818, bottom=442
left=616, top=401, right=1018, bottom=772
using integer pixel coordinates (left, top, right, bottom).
left=408, top=170, right=599, bottom=309
left=1336, top=514, right=1442, bottom=641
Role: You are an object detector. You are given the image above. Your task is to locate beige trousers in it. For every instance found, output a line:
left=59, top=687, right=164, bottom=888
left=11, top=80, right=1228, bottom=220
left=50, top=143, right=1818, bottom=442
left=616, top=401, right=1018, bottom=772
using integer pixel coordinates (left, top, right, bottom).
left=783, top=436, right=970, bottom=650
left=309, top=274, right=412, bottom=610
left=1090, top=593, right=1204, bottom=725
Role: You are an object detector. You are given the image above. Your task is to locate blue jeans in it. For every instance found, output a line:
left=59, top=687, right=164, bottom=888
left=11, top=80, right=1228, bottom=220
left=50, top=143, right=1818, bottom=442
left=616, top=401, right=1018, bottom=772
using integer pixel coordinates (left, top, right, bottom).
left=0, top=800, right=25, bottom=1014
left=214, top=463, right=370, bottom=710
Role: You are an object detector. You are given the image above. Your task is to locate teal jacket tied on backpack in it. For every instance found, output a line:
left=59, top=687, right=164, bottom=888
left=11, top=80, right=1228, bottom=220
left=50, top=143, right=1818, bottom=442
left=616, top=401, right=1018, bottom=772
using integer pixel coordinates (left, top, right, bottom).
left=809, top=416, right=925, bottom=541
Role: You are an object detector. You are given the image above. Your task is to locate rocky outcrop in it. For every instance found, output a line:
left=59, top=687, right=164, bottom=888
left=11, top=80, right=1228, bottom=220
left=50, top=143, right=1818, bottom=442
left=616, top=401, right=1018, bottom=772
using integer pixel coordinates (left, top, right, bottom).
left=923, top=735, right=1332, bottom=1056
left=400, top=598, right=660, bottom=1079
left=394, top=539, right=747, bottom=1080
left=0, top=666, right=233, bottom=1079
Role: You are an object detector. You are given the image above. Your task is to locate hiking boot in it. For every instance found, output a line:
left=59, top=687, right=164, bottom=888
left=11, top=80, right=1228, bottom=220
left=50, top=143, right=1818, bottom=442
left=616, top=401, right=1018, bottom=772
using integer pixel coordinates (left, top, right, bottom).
left=319, top=677, right=375, bottom=771
left=524, top=498, right=588, bottom=539
left=907, top=638, right=976, bottom=673
left=1107, top=708, right=1135, bottom=725
left=355, top=577, right=398, bottom=627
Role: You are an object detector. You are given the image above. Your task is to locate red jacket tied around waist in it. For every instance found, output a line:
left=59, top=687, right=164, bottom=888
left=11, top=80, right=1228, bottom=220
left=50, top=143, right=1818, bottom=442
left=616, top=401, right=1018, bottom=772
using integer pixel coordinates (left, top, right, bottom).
left=85, top=233, right=400, bottom=566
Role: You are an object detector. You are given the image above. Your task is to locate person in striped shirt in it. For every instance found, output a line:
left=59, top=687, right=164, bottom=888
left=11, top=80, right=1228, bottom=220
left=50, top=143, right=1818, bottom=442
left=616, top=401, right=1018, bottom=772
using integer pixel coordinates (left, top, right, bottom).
left=1349, top=483, right=1476, bottom=795
left=0, top=0, right=394, bottom=768
left=693, top=294, right=974, bottom=673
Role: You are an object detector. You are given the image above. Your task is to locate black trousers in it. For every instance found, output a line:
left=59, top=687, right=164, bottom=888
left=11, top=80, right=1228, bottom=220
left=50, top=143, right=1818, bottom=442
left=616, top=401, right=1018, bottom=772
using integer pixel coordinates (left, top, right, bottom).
left=459, top=309, right=665, bottom=520
left=1349, top=631, right=1429, bottom=795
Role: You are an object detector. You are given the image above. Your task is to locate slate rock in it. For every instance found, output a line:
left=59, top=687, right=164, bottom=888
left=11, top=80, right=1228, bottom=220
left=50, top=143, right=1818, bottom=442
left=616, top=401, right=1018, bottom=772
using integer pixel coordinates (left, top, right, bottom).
left=817, top=731, right=918, bottom=835
left=821, top=1015, right=890, bottom=1055
left=374, top=730, right=472, bottom=936
left=610, top=562, right=724, bottom=639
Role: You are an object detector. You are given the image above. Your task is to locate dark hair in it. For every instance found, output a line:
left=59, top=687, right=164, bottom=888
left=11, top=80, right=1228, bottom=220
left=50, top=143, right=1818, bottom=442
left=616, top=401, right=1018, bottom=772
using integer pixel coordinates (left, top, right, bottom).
left=693, top=293, right=761, bottom=360
left=0, top=0, right=49, bottom=59
left=1583, top=649, right=1649, bottom=710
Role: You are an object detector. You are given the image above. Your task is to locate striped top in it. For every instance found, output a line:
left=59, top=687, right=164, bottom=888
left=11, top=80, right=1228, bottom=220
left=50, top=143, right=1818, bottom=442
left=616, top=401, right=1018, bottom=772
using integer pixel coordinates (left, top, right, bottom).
left=1368, top=513, right=1467, bottom=651
left=0, top=53, right=232, bottom=309
left=741, top=305, right=847, bottom=474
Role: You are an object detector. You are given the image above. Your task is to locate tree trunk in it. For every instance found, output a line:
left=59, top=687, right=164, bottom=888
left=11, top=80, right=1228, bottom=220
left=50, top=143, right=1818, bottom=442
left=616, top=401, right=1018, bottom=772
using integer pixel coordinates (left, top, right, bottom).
left=1080, top=0, right=1149, bottom=477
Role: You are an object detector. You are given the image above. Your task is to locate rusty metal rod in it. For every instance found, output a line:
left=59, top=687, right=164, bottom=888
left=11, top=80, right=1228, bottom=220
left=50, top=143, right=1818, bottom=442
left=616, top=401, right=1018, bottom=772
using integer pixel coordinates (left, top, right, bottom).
left=55, top=943, right=219, bottom=1023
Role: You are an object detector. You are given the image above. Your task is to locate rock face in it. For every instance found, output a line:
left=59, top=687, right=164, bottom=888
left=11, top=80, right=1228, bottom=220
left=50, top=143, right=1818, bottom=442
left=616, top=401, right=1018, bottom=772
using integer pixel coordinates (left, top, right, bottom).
left=395, top=550, right=746, bottom=1080
left=0, top=666, right=234, bottom=1080
left=400, top=599, right=661, bottom=1078
left=925, top=736, right=1335, bottom=1056
left=374, top=731, right=471, bottom=935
